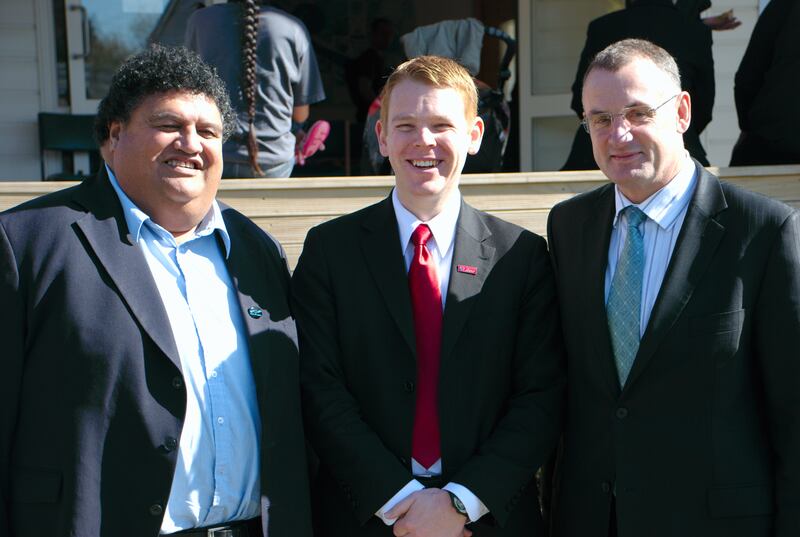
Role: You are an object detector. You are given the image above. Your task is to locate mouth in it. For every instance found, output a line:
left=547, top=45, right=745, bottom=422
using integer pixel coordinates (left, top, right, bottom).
left=409, top=159, right=441, bottom=169
left=165, top=159, right=201, bottom=170
left=610, top=152, right=641, bottom=162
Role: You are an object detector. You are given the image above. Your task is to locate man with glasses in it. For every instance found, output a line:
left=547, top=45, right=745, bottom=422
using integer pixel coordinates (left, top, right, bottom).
left=547, top=39, right=800, bottom=537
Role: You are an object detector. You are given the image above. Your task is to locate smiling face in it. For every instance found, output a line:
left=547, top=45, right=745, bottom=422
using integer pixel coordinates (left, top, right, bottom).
left=107, top=90, right=223, bottom=237
left=376, top=79, right=483, bottom=220
left=582, top=57, right=691, bottom=203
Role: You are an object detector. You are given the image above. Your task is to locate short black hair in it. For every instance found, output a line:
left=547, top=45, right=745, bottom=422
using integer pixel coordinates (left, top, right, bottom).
left=94, top=44, right=235, bottom=143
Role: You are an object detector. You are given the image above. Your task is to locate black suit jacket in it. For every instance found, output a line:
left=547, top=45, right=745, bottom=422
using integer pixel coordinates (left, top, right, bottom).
left=546, top=162, right=800, bottom=537
left=562, top=0, right=714, bottom=170
left=291, top=196, right=565, bottom=537
left=0, top=169, right=312, bottom=537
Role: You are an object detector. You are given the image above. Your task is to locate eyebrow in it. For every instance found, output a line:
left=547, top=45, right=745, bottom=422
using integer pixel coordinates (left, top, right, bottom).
left=586, top=101, right=648, bottom=115
left=148, top=112, right=222, bottom=130
left=390, top=114, right=453, bottom=123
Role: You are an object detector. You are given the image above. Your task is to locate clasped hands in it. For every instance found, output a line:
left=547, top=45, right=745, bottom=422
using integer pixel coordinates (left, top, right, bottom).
left=386, top=488, right=471, bottom=537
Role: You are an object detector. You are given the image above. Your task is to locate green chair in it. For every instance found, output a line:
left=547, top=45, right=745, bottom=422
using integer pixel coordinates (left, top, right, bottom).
left=38, top=113, right=99, bottom=181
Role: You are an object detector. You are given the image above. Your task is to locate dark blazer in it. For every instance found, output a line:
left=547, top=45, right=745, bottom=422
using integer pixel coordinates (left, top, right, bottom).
left=730, top=0, right=800, bottom=165
left=291, top=196, right=565, bottom=537
left=0, top=168, right=312, bottom=537
left=562, top=0, right=715, bottom=170
left=546, top=161, right=800, bottom=537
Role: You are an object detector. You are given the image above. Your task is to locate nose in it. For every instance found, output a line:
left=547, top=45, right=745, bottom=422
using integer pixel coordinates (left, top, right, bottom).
left=174, top=127, right=203, bottom=154
left=609, top=115, right=633, bottom=142
left=414, top=127, right=436, bottom=147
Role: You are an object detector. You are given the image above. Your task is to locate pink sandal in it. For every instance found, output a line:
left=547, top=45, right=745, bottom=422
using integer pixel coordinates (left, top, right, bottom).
left=296, top=120, right=330, bottom=166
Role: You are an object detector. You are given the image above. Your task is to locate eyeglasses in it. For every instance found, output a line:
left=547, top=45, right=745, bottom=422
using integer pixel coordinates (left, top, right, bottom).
left=581, top=94, right=679, bottom=134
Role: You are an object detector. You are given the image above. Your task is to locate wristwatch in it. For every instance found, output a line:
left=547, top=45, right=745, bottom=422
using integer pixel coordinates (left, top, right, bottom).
left=447, top=491, right=469, bottom=519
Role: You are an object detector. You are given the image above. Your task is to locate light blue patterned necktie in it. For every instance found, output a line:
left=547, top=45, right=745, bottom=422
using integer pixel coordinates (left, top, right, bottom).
left=607, top=206, right=647, bottom=387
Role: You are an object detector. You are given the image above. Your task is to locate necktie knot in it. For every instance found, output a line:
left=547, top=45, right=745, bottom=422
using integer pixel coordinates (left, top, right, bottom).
left=412, top=224, right=432, bottom=247
left=624, top=206, right=647, bottom=229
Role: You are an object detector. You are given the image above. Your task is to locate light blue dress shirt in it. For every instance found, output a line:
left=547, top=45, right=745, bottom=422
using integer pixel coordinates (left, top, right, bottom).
left=106, top=167, right=261, bottom=533
left=605, top=156, right=698, bottom=334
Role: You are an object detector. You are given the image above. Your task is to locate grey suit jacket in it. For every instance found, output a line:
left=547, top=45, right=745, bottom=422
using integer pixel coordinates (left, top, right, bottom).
left=547, top=162, right=800, bottom=537
left=0, top=169, right=312, bottom=537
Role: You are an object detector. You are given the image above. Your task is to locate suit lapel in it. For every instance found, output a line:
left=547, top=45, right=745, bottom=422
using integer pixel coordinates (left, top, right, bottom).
left=625, top=164, right=727, bottom=389
left=73, top=170, right=181, bottom=370
left=360, top=197, right=416, bottom=352
left=440, top=202, right=495, bottom=365
left=221, top=215, right=283, bottom=388
left=581, top=185, right=621, bottom=396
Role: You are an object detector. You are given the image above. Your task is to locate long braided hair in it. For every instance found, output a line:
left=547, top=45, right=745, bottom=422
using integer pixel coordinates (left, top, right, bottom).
left=240, top=0, right=264, bottom=175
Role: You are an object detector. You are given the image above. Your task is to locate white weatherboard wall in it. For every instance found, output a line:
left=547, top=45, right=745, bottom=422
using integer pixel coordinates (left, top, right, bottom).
left=0, top=0, right=57, bottom=181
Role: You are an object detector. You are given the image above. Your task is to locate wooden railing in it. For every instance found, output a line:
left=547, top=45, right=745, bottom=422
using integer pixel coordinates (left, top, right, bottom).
left=2, top=165, right=799, bottom=269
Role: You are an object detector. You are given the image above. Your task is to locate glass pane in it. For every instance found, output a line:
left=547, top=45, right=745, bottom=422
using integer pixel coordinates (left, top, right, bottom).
left=82, top=0, right=185, bottom=99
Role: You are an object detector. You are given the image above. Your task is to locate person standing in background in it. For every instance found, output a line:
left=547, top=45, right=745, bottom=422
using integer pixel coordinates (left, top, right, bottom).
left=186, top=0, right=326, bottom=178
left=730, top=0, right=800, bottom=166
left=562, top=0, right=714, bottom=171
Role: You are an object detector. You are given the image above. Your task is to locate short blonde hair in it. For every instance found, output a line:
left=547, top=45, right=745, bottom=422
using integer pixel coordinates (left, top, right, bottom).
left=379, top=55, right=478, bottom=126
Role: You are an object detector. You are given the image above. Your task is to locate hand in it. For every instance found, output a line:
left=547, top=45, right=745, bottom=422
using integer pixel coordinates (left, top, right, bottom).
left=386, top=488, right=471, bottom=537
left=294, top=128, right=307, bottom=151
left=702, top=9, right=742, bottom=31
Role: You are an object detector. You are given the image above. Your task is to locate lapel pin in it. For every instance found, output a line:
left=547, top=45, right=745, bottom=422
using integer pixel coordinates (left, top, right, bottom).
left=247, top=306, right=263, bottom=319
left=457, top=264, right=478, bottom=275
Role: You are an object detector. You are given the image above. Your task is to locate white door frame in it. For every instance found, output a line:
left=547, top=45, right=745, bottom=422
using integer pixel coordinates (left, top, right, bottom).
left=517, top=0, right=575, bottom=171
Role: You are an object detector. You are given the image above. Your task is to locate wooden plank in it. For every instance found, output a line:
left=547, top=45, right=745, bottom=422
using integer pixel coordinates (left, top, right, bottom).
left=2, top=166, right=799, bottom=271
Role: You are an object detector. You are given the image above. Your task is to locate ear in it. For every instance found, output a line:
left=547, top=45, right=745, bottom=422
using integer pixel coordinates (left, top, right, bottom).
left=375, top=119, right=389, bottom=157
left=108, top=121, right=122, bottom=150
left=467, top=115, right=484, bottom=155
left=675, top=91, right=691, bottom=134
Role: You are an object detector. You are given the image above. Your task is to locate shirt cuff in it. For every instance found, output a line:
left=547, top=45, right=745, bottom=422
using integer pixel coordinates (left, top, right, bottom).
left=375, top=479, right=425, bottom=525
left=443, top=482, right=490, bottom=523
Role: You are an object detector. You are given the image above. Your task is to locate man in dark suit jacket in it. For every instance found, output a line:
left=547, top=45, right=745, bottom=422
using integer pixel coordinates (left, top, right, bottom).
left=292, top=55, right=564, bottom=537
left=547, top=38, right=800, bottom=537
left=562, top=0, right=714, bottom=170
left=0, top=45, right=311, bottom=537
left=730, top=0, right=800, bottom=166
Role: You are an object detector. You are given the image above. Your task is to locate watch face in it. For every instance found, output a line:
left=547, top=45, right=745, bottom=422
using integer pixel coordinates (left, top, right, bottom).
left=449, top=491, right=468, bottom=516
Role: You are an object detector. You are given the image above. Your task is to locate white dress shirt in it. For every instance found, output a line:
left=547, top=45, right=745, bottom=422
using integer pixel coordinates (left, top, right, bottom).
left=604, top=154, right=698, bottom=333
left=374, top=189, right=489, bottom=525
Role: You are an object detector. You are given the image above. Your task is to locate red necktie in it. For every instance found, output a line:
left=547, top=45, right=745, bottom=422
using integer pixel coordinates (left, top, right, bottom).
left=409, top=224, right=442, bottom=469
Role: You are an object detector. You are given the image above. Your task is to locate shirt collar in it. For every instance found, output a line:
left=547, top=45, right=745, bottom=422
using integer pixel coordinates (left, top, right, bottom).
left=392, top=188, right=461, bottom=256
left=613, top=153, right=697, bottom=230
left=105, top=163, right=231, bottom=256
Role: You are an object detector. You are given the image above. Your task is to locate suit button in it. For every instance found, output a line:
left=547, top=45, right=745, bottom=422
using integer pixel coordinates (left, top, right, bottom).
left=172, top=376, right=184, bottom=389
left=616, top=407, right=628, bottom=419
left=404, top=381, right=415, bottom=393
left=601, top=481, right=611, bottom=494
left=149, top=503, right=163, bottom=516
left=164, top=437, right=178, bottom=451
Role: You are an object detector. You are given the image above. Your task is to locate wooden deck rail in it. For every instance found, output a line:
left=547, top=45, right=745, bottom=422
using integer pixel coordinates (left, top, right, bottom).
left=2, top=165, right=799, bottom=269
